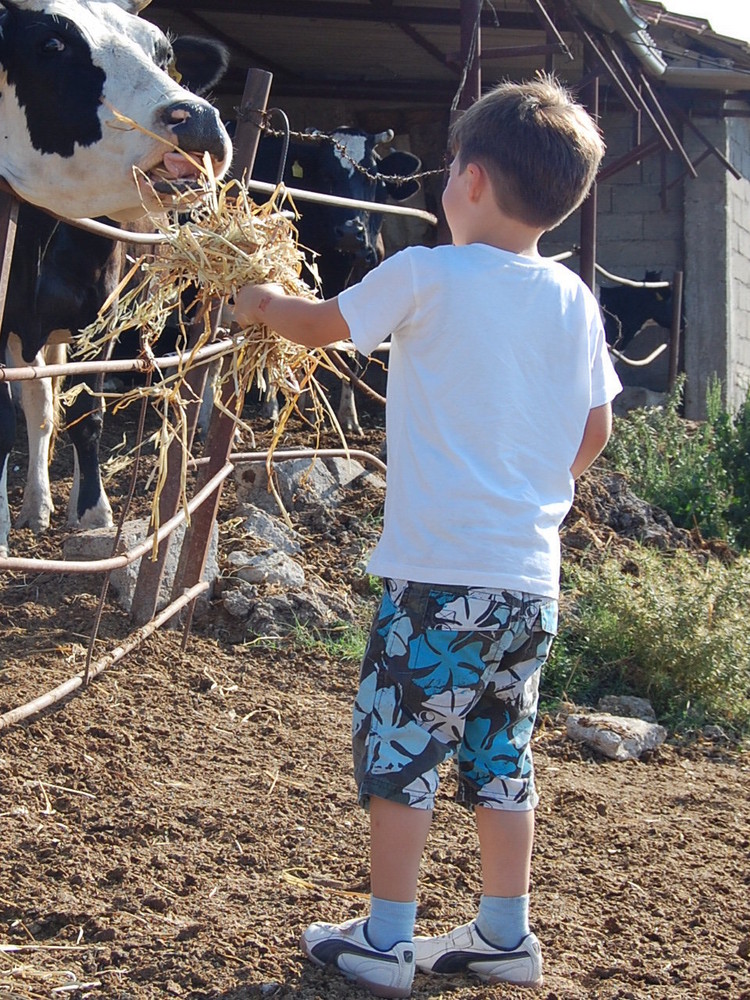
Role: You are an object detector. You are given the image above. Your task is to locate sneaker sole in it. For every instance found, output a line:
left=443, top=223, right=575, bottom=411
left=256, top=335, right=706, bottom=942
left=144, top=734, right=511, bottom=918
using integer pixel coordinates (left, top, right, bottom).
left=481, top=970, right=544, bottom=989
left=300, top=933, right=412, bottom=999
left=418, top=964, right=543, bottom=991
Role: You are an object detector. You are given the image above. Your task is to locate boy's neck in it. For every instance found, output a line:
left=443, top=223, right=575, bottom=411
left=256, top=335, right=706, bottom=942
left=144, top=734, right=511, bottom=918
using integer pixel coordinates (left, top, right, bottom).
left=449, top=160, right=546, bottom=257
left=463, top=215, right=544, bottom=258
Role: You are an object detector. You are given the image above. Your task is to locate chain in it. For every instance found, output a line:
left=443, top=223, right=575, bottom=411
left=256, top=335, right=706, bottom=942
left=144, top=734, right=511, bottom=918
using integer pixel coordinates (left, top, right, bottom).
left=234, top=106, right=447, bottom=186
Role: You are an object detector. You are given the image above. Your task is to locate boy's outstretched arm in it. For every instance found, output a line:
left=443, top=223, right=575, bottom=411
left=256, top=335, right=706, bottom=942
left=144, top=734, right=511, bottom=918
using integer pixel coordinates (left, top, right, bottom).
left=232, top=283, right=350, bottom=349
left=571, top=402, right=612, bottom=479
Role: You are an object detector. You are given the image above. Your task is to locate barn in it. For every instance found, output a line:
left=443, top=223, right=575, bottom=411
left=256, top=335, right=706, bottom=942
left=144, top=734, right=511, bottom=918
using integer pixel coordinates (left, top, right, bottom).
left=140, top=0, right=750, bottom=419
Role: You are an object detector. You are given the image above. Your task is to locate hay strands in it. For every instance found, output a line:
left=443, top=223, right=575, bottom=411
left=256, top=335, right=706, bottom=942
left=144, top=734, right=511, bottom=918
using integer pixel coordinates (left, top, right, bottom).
left=78, top=156, right=338, bottom=538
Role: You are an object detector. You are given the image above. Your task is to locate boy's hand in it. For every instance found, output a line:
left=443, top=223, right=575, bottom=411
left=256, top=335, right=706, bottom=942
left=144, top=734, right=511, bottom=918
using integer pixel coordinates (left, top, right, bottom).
left=232, top=283, right=287, bottom=328
left=229, top=282, right=350, bottom=349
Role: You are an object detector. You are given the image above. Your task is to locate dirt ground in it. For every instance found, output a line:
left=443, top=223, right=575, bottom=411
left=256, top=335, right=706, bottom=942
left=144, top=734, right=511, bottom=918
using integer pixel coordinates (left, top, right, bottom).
left=1, top=409, right=749, bottom=1000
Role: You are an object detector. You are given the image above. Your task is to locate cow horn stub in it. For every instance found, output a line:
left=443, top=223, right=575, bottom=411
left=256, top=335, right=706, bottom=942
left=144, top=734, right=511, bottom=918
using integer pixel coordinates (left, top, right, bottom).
left=373, top=129, right=395, bottom=147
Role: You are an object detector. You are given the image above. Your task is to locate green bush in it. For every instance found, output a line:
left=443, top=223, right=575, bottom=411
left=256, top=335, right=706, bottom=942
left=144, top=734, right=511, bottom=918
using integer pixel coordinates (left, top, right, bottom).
left=710, top=383, right=750, bottom=549
left=605, top=375, right=735, bottom=543
left=546, top=548, right=750, bottom=735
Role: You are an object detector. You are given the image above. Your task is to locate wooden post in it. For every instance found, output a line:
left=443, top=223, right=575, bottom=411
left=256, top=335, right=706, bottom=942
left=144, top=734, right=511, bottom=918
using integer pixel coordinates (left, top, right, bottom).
left=169, top=68, right=273, bottom=629
left=231, top=68, right=274, bottom=183
left=129, top=301, right=224, bottom=625
left=0, top=191, right=19, bottom=332
left=459, top=0, right=482, bottom=109
left=579, top=67, right=599, bottom=292
left=668, top=269, right=684, bottom=392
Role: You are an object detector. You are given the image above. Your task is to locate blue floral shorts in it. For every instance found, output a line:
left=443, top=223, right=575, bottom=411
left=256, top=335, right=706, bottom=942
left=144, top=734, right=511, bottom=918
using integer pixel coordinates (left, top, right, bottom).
left=353, top=579, right=557, bottom=812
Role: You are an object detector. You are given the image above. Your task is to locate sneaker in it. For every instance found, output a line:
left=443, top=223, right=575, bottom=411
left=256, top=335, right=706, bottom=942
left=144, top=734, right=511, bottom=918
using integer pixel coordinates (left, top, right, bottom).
left=301, top=916, right=415, bottom=998
left=414, top=920, right=543, bottom=988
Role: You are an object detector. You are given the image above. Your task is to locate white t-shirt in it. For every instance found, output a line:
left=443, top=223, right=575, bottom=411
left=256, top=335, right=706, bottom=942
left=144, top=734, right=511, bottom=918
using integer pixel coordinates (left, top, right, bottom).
left=337, top=243, right=622, bottom=598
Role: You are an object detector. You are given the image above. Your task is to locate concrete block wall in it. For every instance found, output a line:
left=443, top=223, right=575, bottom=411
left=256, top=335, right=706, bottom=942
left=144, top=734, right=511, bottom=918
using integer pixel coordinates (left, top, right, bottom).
left=542, top=106, right=750, bottom=419
left=682, top=117, right=729, bottom=418
left=682, top=114, right=750, bottom=417
left=541, top=111, right=684, bottom=283
left=727, top=117, right=750, bottom=411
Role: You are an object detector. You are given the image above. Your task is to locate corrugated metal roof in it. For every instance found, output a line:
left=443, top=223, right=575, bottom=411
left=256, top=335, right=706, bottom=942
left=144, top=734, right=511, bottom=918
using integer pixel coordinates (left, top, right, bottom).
left=633, top=1, right=750, bottom=64
left=146, top=0, right=578, bottom=108
left=145, top=0, right=750, bottom=108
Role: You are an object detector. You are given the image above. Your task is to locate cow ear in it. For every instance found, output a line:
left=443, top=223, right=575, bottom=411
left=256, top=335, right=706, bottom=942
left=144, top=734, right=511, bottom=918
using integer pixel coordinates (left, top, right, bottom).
left=171, top=36, right=229, bottom=95
left=377, top=150, right=422, bottom=202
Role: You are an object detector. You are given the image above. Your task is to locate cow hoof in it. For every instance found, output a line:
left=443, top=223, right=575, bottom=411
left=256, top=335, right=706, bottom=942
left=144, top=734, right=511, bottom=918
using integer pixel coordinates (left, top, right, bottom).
left=71, top=501, right=114, bottom=531
left=15, top=505, right=53, bottom=534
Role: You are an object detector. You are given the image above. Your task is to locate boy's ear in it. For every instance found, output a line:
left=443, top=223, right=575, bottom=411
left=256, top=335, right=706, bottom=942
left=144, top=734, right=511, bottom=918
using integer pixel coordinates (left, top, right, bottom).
left=464, top=161, right=487, bottom=202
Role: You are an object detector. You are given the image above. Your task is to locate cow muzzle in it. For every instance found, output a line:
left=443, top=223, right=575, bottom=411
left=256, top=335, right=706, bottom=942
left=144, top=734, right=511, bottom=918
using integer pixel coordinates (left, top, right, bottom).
left=334, top=218, right=371, bottom=257
left=145, top=100, right=231, bottom=194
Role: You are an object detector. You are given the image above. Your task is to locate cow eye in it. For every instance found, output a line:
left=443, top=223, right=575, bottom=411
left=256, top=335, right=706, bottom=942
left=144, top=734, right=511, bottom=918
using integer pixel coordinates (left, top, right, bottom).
left=41, top=36, right=66, bottom=55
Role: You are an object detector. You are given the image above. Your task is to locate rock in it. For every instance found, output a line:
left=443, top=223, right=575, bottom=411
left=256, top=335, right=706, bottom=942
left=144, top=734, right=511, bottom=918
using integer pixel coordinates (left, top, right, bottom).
left=63, top=518, right=219, bottom=615
left=237, top=504, right=302, bottom=554
left=597, top=695, right=657, bottom=722
left=234, top=456, right=385, bottom=515
left=702, top=724, right=728, bottom=742
left=222, top=588, right=255, bottom=619
left=234, top=458, right=338, bottom=513
left=572, top=471, right=692, bottom=552
left=613, top=386, right=667, bottom=416
left=566, top=713, right=667, bottom=760
left=324, top=456, right=386, bottom=492
left=228, top=549, right=305, bottom=589
left=241, top=584, right=356, bottom=635
left=561, top=523, right=603, bottom=551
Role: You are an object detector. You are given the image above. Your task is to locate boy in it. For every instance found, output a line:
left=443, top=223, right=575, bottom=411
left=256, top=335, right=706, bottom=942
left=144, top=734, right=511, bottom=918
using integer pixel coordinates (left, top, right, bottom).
left=233, top=76, right=621, bottom=998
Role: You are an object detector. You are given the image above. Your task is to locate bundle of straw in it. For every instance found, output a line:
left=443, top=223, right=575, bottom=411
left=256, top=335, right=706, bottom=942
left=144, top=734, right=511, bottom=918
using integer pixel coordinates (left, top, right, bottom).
left=77, top=172, right=340, bottom=524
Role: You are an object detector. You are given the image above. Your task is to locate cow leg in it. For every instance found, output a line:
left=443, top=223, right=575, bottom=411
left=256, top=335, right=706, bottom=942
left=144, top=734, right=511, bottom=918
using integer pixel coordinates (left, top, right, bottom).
left=196, top=371, right=215, bottom=441
left=0, top=380, right=16, bottom=556
left=328, top=349, right=364, bottom=436
left=65, top=371, right=113, bottom=529
left=259, top=377, right=280, bottom=424
left=6, top=334, right=56, bottom=534
left=337, top=380, right=363, bottom=437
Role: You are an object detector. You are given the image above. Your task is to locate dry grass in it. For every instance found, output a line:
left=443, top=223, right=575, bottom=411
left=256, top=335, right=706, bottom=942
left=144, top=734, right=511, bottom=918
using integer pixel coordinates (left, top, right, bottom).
left=77, top=168, right=342, bottom=526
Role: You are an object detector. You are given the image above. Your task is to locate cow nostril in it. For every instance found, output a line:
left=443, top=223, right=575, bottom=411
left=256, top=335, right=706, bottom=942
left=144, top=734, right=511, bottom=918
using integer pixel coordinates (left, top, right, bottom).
left=336, top=220, right=366, bottom=238
left=167, top=108, right=191, bottom=126
left=160, top=100, right=229, bottom=160
left=162, top=101, right=197, bottom=129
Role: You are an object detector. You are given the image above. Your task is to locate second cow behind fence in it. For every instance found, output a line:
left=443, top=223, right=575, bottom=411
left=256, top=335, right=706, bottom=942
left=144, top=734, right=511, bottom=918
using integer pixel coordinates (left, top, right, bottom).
left=249, top=125, right=422, bottom=433
left=599, top=271, right=678, bottom=351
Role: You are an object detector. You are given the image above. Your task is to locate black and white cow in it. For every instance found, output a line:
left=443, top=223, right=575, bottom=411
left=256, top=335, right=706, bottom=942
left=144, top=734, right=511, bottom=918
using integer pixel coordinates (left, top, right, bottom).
left=251, top=126, right=421, bottom=432
left=599, top=271, right=676, bottom=350
left=0, top=0, right=232, bottom=556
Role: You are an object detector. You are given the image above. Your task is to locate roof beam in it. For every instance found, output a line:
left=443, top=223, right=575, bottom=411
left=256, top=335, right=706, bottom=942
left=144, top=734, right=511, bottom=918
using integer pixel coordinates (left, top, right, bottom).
left=214, top=68, right=457, bottom=104
left=147, top=1, right=539, bottom=30
left=177, top=9, right=301, bottom=79
left=526, top=0, right=574, bottom=61
left=368, top=0, right=458, bottom=72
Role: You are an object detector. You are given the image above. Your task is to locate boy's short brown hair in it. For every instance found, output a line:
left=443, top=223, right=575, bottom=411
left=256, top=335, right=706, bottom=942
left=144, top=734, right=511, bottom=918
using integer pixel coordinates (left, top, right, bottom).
left=449, top=75, right=605, bottom=230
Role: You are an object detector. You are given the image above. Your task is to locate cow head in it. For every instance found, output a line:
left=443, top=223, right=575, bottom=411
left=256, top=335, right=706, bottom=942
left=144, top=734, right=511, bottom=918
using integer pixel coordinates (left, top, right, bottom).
left=290, top=127, right=421, bottom=267
left=0, top=0, right=232, bottom=220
